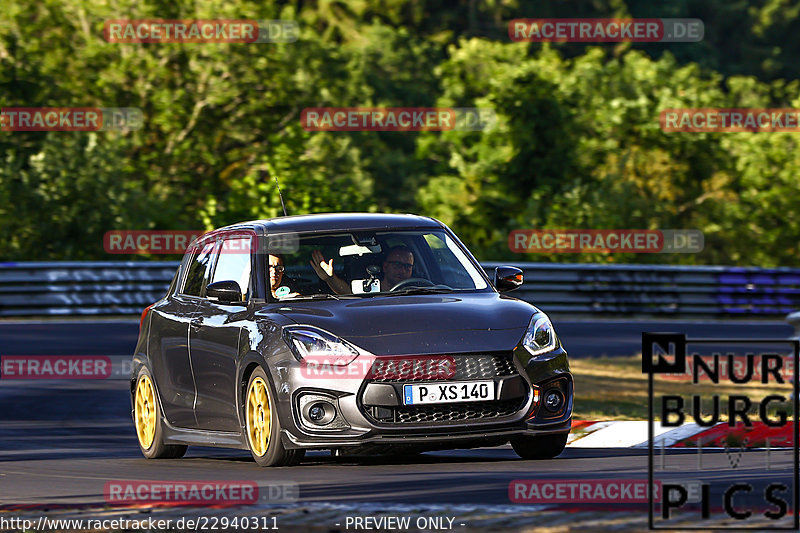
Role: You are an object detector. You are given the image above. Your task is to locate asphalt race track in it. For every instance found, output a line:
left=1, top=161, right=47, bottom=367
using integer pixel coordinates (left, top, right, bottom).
left=0, top=318, right=797, bottom=531
left=1, top=392, right=796, bottom=531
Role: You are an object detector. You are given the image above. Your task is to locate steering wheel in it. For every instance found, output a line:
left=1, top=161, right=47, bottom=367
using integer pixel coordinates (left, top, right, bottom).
left=390, top=278, right=436, bottom=291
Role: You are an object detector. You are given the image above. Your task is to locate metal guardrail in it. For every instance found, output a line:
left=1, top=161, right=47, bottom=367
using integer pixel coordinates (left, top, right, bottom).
left=482, top=262, right=800, bottom=316
left=1, top=261, right=799, bottom=317
left=0, top=262, right=178, bottom=316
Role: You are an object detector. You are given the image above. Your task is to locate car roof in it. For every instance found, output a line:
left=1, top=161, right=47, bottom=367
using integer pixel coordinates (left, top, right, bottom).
left=213, top=213, right=444, bottom=235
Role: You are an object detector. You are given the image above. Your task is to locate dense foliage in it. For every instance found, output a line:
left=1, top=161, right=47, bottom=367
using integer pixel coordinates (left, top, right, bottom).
left=1, top=0, right=798, bottom=265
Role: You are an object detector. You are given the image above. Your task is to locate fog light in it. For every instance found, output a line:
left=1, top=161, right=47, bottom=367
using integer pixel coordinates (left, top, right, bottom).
left=308, top=404, right=325, bottom=422
left=302, top=400, right=336, bottom=426
left=544, top=390, right=564, bottom=412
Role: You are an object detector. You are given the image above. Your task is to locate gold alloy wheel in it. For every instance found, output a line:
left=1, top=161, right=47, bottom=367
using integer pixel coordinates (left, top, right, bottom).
left=246, top=376, right=271, bottom=456
left=135, top=375, right=156, bottom=449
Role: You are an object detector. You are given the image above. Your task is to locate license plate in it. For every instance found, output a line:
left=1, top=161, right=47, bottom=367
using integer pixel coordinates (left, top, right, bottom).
left=403, top=381, right=495, bottom=405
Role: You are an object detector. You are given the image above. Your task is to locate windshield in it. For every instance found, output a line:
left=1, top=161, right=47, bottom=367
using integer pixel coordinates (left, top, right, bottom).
left=266, top=229, right=489, bottom=301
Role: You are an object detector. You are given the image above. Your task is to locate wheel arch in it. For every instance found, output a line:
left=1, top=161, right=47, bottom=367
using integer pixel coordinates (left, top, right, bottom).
left=237, top=351, right=272, bottom=430
left=130, top=353, right=150, bottom=410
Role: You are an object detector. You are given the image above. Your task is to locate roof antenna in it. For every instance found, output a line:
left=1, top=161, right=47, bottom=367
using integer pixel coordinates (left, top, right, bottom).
left=259, top=168, right=289, bottom=216
left=272, top=169, right=289, bottom=217
left=273, top=174, right=288, bottom=217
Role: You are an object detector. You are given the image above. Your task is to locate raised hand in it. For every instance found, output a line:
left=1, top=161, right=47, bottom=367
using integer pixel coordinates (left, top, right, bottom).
left=309, top=250, right=351, bottom=294
left=310, top=249, right=334, bottom=280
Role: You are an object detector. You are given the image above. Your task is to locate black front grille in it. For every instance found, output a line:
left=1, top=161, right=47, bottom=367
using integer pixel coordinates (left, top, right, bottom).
left=365, top=398, right=525, bottom=424
left=367, top=353, right=517, bottom=382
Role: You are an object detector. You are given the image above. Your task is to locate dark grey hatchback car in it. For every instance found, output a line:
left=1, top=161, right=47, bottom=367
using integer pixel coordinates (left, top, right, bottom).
left=131, top=213, right=573, bottom=466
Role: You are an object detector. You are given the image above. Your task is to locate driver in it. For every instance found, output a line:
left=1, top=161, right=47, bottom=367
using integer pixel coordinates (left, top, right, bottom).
left=269, top=254, right=300, bottom=300
left=311, top=246, right=415, bottom=294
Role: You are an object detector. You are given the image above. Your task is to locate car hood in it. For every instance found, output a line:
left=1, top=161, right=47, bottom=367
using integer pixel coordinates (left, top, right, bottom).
left=261, top=292, right=537, bottom=356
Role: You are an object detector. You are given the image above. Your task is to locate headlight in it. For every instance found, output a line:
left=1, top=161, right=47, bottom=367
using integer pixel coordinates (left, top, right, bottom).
left=522, top=312, right=558, bottom=356
left=283, top=326, right=362, bottom=365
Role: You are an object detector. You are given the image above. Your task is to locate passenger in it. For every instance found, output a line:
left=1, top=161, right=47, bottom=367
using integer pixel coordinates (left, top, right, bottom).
left=310, top=246, right=415, bottom=294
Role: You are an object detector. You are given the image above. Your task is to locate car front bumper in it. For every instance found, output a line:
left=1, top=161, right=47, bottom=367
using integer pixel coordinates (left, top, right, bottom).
left=280, top=418, right=571, bottom=449
left=269, top=345, right=573, bottom=450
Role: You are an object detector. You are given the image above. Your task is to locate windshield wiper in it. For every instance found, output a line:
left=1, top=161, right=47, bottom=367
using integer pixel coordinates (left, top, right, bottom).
left=286, top=293, right=342, bottom=300
left=389, top=286, right=454, bottom=296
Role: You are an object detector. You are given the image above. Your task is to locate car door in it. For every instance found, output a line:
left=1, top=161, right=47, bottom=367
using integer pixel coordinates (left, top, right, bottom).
left=189, top=234, right=253, bottom=432
left=149, top=239, right=216, bottom=429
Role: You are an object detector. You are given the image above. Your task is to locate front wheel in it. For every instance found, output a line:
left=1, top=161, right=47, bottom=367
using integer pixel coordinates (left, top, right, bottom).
left=134, top=366, right=187, bottom=459
left=510, top=432, right=568, bottom=460
left=244, top=367, right=304, bottom=467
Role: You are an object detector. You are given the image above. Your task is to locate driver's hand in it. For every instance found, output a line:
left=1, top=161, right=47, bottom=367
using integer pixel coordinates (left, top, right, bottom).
left=310, top=250, right=334, bottom=280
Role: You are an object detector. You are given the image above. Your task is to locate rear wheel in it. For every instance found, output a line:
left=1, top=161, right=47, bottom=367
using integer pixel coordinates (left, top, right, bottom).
left=134, top=367, right=187, bottom=459
left=511, top=432, right=568, bottom=460
left=244, top=367, right=304, bottom=467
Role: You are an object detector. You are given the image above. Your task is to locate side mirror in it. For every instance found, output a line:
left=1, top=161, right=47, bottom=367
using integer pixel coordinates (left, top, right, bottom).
left=206, top=280, right=244, bottom=304
left=494, top=266, right=523, bottom=292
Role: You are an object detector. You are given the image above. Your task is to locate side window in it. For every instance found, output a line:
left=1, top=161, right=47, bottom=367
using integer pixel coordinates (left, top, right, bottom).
left=181, top=241, right=216, bottom=297
left=211, top=237, right=252, bottom=299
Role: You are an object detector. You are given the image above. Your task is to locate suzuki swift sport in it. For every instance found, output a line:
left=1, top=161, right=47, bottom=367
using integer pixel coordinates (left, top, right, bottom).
left=131, top=213, right=573, bottom=466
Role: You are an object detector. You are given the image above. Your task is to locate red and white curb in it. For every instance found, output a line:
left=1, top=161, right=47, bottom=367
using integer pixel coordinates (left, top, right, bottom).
left=569, top=420, right=794, bottom=448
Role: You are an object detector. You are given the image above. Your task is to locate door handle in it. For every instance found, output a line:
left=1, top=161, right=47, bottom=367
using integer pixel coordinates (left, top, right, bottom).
left=190, top=318, right=201, bottom=332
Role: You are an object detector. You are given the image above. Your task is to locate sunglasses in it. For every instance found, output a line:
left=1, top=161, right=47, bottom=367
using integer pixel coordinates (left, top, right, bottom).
left=386, top=261, right=413, bottom=270
left=269, top=265, right=285, bottom=273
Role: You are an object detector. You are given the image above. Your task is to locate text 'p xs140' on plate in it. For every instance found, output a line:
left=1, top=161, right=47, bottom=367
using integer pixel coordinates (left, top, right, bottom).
left=403, top=381, right=495, bottom=405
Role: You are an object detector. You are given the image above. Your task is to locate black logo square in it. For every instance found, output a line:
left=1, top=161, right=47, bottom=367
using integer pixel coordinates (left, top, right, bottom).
left=642, top=332, right=686, bottom=374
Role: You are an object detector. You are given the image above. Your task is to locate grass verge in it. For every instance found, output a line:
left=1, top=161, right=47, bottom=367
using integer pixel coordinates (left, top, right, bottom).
left=570, top=355, right=793, bottom=421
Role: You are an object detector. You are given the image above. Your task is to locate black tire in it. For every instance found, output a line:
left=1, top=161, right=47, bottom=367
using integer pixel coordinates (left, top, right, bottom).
left=511, top=432, right=568, bottom=460
left=243, top=367, right=305, bottom=467
left=134, top=366, right=188, bottom=459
